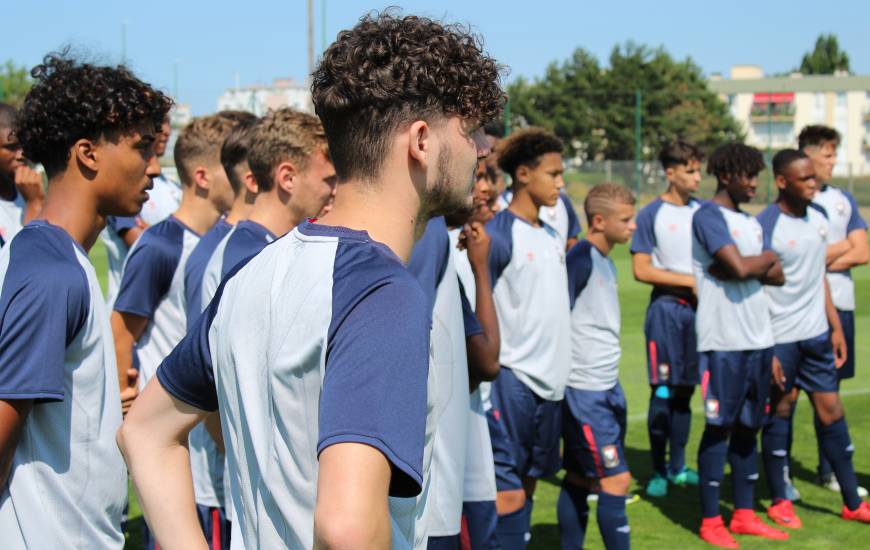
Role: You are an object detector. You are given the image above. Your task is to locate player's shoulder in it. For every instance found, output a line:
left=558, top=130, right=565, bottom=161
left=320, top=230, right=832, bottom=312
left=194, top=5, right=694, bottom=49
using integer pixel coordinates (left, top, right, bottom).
left=808, top=201, right=829, bottom=219
left=2, top=222, right=90, bottom=300
left=692, top=200, right=725, bottom=224
left=637, top=196, right=665, bottom=219
left=566, top=237, right=594, bottom=264
left=755, top=203, right=782, bottom=231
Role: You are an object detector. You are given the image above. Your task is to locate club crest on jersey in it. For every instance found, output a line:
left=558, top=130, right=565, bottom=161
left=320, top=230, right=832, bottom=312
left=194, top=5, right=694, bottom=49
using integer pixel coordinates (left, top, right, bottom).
left=705, top=399, right=719, bottom=419
left=546, top=207, right=557, bottom=220
left=819, top=226, right=827, bottom=239
left=836, top=201, right=846, bottom=215
left=659, top=363, right=670, bottom=380
left=602, top=445, right=620, bottom=469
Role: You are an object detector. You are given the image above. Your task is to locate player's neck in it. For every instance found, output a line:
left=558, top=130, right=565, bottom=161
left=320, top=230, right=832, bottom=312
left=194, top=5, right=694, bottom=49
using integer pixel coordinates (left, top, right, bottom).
left=224, top=191, right=256, bottom=225
left=316, top=178, right=426, bottom=263
left=587, top=230, right=613, bottom=256
left=0, top=175, right=16, bottom=202
left=247, top=191, right=304, bottom=238
left=38, top=174, right=103, bottom=251
left=172, top=189, right=221, bottom=236
left=661, top=185, right=692, bottom=206
left=777, top=195, right=808, bottom=218
left=507, top=189, right=541, bottom=227
left=712, top=188, right=739, bottom=212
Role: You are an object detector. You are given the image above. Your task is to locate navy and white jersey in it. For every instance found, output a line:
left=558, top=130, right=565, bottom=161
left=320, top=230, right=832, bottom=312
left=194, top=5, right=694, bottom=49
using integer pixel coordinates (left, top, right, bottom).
left=567, top=240, right=621, bottom=391
left=814, top=185, right=868, bottom=311
left=113, top=216, right=200, bottom=387
left=758, top=203, right=831, bottom=344
left=0, top=221, right=126, bottom=549
left=407, top=217, right=470, bottom=539
left=631, top=197, right=700, bottom=283
left=184, top=218, right=233, bottom=329
left=139, top=173, right=181, bottom=226
left=497, top=190, right=582, bottom=245
left=487, top=209, right=571, bottom=401
left=0, top=192, right=25, bottom=248
left=692, top=202, right=774, bottom=352
left=201, top=220, right=277, bottom=309
left=100, top=215, right=139, bottom=305
left=156, top=221, right=430, bottom=549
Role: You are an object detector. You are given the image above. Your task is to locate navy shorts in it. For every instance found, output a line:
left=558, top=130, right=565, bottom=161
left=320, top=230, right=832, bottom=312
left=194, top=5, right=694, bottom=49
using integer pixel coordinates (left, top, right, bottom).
left=774, top=332, right=839, bottom=393
left=486, top=406, right=523, bottom=491
left=562, top=384, right=629, bottom=479
left=461, top=501, right=499, bottom=550
left=490, top=366, right=562, bottom=479
left=700, top=348, right=772, bottom=430
left=838, top=310, right=855, bottom=380
left=644, top=296, right=699, bottom=387
left=427, top=535, right=460, bottom=550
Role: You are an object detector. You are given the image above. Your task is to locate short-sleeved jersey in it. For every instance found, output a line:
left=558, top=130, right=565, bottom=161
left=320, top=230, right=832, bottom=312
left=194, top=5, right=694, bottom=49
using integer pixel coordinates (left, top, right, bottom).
left=0, top=192, right=25, bottom=248
left=201, top=220, right=277, bottom=309
left=692, top=201, right=774, bottom=352
left=758, top=203, right=830, bottom=344
left=139, top=173, right=182, bottom=226
left=0, top=221, right=126, bottom=549
left=113, top=216, right=200, bottom=387
left=156, top=221, right=430, bottom=549
left=631, top=197, right=700, bottom=298
left=567, top=240, right=621, bottom=391
left=813, top=185, right=868, bottom=311
left=497, top=190, right=582, bottom=246
left=100, top=215, right=140, bottom=305
left=184, top=218, right=233, bottom=329
left=486, top=209, right=571, bottom=401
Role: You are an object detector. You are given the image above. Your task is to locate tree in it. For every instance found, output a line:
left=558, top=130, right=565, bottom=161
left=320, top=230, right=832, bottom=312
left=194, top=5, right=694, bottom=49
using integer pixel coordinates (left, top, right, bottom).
left=507, top=43, right=743, bottom=160
left=0, top=61, right=32, bottom=107
left=799, top=34, right=850, bottom=75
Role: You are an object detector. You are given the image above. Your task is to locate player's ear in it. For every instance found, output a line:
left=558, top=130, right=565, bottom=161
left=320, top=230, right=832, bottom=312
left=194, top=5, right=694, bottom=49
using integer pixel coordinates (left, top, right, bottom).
left=275, top=161, right=296, bottom=194
left=774, top=173, right=787, bottom=191
left=192, top=166, right=210, bottom=191
left=515, top=164, right=530, bottom=185
left=73, top=138, right=99, bottom=174
left=407, top=120, right=430, bottom=169
left=243, top=170, right=259, bottom=195
left=665, top=166, right=675, bottom=180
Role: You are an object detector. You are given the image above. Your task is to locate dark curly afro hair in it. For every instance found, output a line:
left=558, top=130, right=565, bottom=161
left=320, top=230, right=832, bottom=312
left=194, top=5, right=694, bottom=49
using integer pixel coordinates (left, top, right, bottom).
left=496, top=127, right=563, bottom=179
left=15, top=53, right=173, bottom=177
left=312, top=10, right=506, bottom=182
left=707, top=142, right=765, bottom=183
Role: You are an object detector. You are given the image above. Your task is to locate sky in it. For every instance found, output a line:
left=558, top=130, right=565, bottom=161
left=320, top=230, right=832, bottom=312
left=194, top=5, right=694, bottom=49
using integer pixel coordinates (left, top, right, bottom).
left=5, top=1, right=868, bottom=115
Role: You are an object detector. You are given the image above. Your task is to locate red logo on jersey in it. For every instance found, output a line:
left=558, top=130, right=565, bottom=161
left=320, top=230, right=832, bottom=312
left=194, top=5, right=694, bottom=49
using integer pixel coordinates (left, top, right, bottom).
left=731, top=229, right=740, bottom=238
left=527, top=251, right=535, bottom=262
left=668, top=223, right=678, bottom=232
left=787, top=239, right=796, bottom=249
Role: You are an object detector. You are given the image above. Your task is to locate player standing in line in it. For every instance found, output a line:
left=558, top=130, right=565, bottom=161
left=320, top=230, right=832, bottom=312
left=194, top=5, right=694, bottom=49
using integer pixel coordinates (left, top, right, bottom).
left=558, top=183, right=635, bottom=550
left=0, top=102, right=45, bottom=246
left=800, top=125, right=869, bottom=497
left=759, top=149, right=870, bottom=529
left=117, top=11, right=504, bottom=549
left=483, top=121, right=508, bottom=199
left=692, top=143, right=789, bottom=548
left=200, top=108, right=336, bottom=307
left=495, top=174, right=582, bottom=249
left=631, top=140, right=703, bottom=497
left=139, top=116, right=182, bottom=225
left=0, top=54, right=170, bottom=548
left=487, top=127, right=571, bottom=548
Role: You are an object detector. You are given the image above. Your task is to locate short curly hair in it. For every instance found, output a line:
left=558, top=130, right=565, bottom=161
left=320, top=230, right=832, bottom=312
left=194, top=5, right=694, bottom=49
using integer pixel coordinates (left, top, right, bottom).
left=247, top=108, right=329, bottom=192
left=312, top=10, right=505, bottom=182
left=15, top=54, right=172, bottom=178
left=496, top=127, right=563, bottom=179
left=707, top=143, right=765, bottom=183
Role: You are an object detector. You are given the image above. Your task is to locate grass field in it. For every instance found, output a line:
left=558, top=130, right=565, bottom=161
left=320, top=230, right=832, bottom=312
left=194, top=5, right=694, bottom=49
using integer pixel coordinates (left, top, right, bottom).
left=89, top=215, right=870, bottom=550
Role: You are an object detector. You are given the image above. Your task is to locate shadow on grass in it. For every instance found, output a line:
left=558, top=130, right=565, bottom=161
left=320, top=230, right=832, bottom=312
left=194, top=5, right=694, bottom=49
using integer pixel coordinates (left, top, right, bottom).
left=123, top=515, right=145, bottom=550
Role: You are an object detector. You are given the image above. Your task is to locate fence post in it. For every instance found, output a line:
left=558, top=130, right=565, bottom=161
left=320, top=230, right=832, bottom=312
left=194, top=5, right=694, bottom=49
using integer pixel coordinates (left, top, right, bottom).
left=634, top=89, right=642, bottom=195
left=848, top=162, right=854, bottom=196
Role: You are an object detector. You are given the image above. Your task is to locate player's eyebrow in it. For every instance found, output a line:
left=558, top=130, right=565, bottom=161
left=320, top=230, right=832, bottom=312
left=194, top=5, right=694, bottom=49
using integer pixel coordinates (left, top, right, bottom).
left=134, top=134, right=156, bottom=148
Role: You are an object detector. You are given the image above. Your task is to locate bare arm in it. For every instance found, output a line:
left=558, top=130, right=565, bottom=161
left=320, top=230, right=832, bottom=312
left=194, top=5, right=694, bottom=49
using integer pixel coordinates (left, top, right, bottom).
left=0, top=398, right=32, bottom=490
left=314, top=442, right=393, bottom=550
left=111, top=311, right=149, bottom=415
left=825, top=239, right=852, bottom=267
left=760, top=257, right=785, bottom=286
left=14, top=166, right=44, bottom=223
left=462, top=222, right=500, bottom=391
left=120, top=225, right=145, bottom=248
left=828, top=229, right=869, bottom=272
left=708, top=245, right=778, bottom=281
left=631, top=253, right=695, bottom=289
left=824, top=278, right=847, bottom=369
left=203, top=412, right=225, bottom=454
left=117, top=378, right=210, bottom=550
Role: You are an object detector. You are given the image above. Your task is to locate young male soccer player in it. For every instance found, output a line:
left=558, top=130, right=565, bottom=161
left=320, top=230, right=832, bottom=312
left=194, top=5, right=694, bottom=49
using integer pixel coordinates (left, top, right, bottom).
left=487, top=127, right=571, bottom=548
left=117, top=12, right=504, bottom=549
left=200, top=108, right=336, bottom=306
left=692, top=143, right=789, bottom=548
left=140, top=116, right=182, bottom=225
left=558, top=183, right=635, bottom=550
left=759, top=149, right=870, bottom=528
left=496, top=176, right=582, bottom=248
left=0, top=54, right=171, bottom=548
left=801, top=125, right=869, bottom=495
left=0, top=102, right=45, bottom=245
left=631, top=140, right=703, bottom=497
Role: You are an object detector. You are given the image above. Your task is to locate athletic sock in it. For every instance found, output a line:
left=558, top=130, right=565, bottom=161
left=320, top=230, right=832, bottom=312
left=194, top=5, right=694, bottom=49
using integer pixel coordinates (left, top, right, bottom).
left=698, top=427, right=728, bottom=518
left=557, top=481, right=589, bottom=550
left=762, top=414, right=790, bottom=503
left=597, top=491, right=630, bottom=550
left=648, top=389, right=670, bottom=477
left=786, top=402, right=796, bottom=477
left=495, top=507, right=527, bottom=550
left=814, top=411, right=834, bottom=478
left=818, top=417, right=861, bottom=510
left=524, top=497, right=534, bottom=541
left=669, top=390, right=693, bottom=474
left=728, top=431, right=759, bottom=510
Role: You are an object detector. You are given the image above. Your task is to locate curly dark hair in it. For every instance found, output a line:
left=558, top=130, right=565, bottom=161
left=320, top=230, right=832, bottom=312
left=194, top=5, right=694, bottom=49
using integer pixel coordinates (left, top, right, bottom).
left=312, top=10, right=505, bottom=182
left=707, top=143, right=765, bottom=183
left=15, top=54, right=172, bottom=177
left=659, top=139, right=704, bottom=170
left=496, top=127, right=563, bottom=179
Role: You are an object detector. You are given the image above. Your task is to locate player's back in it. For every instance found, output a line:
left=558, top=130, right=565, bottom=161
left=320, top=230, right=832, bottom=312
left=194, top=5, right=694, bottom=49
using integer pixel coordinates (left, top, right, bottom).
left=184, top=218, right=233, bottom=329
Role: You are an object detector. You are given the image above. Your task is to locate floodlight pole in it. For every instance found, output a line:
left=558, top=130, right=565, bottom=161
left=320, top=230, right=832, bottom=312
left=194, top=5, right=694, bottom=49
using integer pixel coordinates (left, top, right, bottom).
left=634, top=89, right=642, bottom=195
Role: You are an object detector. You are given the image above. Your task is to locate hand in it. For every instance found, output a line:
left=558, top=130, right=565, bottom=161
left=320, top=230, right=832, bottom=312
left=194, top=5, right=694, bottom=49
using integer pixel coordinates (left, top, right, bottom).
left=14, top=166, right=44, bottom=203
left=120, top=368, right=140, bottom=417
left=461, top=222, right=490, bottom=269
left=707, top=261, right=729, bottom=280
left=771, top=355, right=786, bottom=391
left=831, top=329, right=848, bottom=369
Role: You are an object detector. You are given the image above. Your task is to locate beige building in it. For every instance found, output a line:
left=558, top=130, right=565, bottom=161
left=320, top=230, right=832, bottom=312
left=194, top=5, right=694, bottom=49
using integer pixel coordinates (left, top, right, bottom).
left=709, top=66, right=870, bottom=176
left=217, top=78, right=312, bottom=116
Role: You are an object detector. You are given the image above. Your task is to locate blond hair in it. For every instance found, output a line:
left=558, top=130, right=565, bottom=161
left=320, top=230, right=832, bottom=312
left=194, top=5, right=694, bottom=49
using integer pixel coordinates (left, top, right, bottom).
left=174, top=114, right=239, bottom=185
left=584, top=182, right=635, bottom=222
left=247, top=108, right=329, bottom=192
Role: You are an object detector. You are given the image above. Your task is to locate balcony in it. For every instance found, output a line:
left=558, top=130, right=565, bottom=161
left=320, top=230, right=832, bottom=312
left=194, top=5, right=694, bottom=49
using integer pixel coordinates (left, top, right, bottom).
left=750, top=103, right=796, bottom=122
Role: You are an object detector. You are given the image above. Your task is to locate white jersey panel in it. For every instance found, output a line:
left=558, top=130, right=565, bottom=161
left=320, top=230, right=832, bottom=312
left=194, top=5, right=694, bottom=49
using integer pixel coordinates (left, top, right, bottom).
left=140, top=173, right=181, bottom=226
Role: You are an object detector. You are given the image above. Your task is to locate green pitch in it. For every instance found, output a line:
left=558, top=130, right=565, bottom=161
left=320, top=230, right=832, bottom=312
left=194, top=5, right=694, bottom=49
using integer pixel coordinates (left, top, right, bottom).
left=90, top=234, right=870, bottom=550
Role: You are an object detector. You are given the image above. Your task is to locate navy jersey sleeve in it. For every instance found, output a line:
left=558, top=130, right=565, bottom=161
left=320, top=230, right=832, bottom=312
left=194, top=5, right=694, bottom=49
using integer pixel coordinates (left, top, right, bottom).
left=458, top=279, right=483, bottom=338
left=844, top=191, right=868, bottom=233
left=693, top=204, right=735, bottom=257
left=756, top=205, right=782, bottom=253
left=0, top=228, right=89, bottom=400
left=630, top=200, right=660, bottom=254
left=319, top=274, right=430, bottom=498
left=113, top=232, right=179, bottom=318
left=107, top=216, right=138, bottom=235
left=560, top=192, right=582, bottom=239
left=566, top=240, right=594, bottom=308
left=485, top=214, right=514, bottom=285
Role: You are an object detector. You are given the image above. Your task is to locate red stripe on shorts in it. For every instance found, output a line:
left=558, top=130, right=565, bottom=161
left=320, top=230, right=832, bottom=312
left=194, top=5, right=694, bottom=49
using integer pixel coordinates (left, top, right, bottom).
left=212, top=507, right=221, bottom=550
left=582, top=424, right=604, bottom=478
left=460, top=513, right=472, bottom=550
left=649, top=340, right=658, bottom=384
left=701, top=369, right=710, bottom=401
